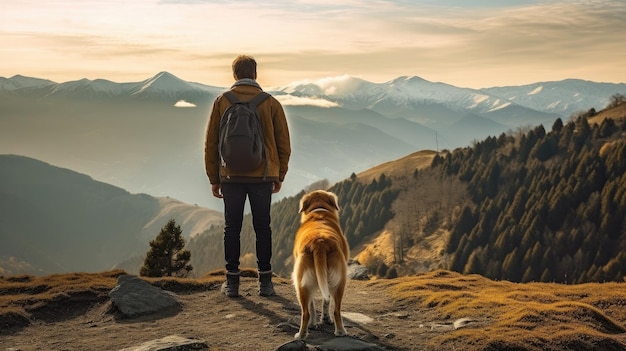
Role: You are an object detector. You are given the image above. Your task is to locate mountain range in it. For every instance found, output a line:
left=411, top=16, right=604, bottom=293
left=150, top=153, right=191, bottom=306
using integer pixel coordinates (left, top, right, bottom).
left=1, top=72, right=625, bottom=210
left=1, top=71, right=625, bottom=276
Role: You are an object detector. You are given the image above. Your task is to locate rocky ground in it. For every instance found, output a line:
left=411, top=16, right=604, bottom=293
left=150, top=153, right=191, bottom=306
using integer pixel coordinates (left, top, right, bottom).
left=1, top=275, right=449, bottom=351
left=2, top=270, right=626, bottom=351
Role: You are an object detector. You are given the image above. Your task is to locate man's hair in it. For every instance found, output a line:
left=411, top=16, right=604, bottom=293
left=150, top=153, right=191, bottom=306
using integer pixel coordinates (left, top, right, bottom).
left=232, top=55, right=257, bottom=80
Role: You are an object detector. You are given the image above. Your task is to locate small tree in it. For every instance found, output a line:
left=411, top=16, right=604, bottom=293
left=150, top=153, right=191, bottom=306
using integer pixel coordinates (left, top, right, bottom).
left=608, top=93, right=625, bottom=109
left=140, top=219, right=193, bottom=277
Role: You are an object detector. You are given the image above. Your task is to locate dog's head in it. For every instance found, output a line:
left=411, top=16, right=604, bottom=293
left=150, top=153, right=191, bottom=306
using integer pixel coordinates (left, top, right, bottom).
left=298, top=190, right=340, bottom=219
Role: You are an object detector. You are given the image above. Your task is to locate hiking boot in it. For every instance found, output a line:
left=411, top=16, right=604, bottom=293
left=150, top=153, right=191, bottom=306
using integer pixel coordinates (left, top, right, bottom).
left=258, top=271, right=275, bottom=297
left=221, top=271, right=240, bottom=297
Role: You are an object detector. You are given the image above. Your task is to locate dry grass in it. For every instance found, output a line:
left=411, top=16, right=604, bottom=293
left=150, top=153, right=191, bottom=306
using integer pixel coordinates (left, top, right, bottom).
left=372, top=270, right=626, bottom=350
left=588, top=103, right=626, bottom=125
left=356, top=149, right=437, bottom=183
left=0, top=270, right=125, bottom=329
left=0, top=270, right=224, bottom=331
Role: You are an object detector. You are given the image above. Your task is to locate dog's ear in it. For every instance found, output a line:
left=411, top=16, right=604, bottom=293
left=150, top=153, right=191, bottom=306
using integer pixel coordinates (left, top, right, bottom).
left=299, top=194, right=309, bottom=213
left=329, top=192, right=340, bottom=211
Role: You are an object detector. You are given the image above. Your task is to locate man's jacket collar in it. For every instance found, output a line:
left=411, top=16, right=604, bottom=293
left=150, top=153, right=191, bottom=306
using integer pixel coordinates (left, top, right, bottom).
left=232, top=78, right=261, bottom=89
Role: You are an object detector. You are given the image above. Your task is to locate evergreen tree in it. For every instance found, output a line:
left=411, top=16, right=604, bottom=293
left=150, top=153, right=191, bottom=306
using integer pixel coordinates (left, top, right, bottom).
left=551, top=118, right=564, bottom=133
left=464, top=249, right=483, bottom=275
left=140, top=219, right=193, bottom=277
left=385, top=265, right=399, bottom=279
left=377, top=262, right=389, bottom=278
left=448, top=206, right=476, bottom=253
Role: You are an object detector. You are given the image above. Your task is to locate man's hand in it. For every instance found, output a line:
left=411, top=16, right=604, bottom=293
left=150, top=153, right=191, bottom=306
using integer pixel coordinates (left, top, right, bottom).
left=212, top=183, right=223, bottom=198
left=272, top=181, right=282, bottom=193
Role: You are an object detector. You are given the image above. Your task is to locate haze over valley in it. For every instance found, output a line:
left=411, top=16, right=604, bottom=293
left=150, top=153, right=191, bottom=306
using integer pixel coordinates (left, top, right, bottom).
left=1, top=72, right=623, bottom=209
left=1, top=72, right=625, bottom=277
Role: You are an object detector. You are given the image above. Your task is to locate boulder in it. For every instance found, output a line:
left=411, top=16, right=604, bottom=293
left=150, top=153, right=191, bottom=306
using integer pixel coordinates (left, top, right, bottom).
left=109, top=275, right=180, bottom=318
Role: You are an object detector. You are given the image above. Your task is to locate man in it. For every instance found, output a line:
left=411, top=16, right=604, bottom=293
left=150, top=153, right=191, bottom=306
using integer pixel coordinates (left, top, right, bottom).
left=204, top=55, right=291, bottom=297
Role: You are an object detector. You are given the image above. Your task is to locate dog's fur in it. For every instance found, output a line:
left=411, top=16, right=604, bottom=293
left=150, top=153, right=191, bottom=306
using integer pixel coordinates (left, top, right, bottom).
left=292, top=190, right=350, bottom=340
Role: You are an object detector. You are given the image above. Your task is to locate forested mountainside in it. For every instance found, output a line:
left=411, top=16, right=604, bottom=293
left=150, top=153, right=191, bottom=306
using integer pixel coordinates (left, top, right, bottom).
left=188, top=101, right=626, bottom=284
left=441, top=113, right=626, bottom=283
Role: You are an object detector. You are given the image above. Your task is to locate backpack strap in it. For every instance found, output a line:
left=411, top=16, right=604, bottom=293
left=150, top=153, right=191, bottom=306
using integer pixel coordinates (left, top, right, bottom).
left=223, top=91, right=270, bottom=107
left=248, top=92, right=271, bottom=107
left=249, top=92, right=271, bottom=180
left=223, top=91, right=240, bottom=104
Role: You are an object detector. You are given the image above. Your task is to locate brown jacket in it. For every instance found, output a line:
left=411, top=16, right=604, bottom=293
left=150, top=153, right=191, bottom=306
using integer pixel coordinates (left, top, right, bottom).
left=204, top=81, right=291, bottom=184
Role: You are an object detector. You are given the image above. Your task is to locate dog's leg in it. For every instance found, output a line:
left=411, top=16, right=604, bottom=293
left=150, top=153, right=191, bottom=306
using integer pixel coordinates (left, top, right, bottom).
left=332, top=281, right=348, bottom=336
left=310, top=298, right=318, bottom=325
left=295, top=286, right=311, bottom=340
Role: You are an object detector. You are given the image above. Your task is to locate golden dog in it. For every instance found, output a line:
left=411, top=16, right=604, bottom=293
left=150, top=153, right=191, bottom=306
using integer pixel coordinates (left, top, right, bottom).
left=292, top=190, right=350, bottom=340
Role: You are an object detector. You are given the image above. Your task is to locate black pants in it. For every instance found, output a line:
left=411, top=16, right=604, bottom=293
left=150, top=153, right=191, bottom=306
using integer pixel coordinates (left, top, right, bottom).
left=221, top=182, right=273, bottom=273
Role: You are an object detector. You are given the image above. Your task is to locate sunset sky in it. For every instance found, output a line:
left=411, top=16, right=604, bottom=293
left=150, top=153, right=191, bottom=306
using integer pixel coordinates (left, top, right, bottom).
left=1, top=0, right=625, bottom=89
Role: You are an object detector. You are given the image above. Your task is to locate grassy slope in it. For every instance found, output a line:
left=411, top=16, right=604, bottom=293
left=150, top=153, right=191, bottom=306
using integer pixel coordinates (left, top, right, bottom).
left=588, top=103, right=626, bottom=125
left=356, top=149, right=438, bottom=183
left=376, top=270, right=626, bottom=350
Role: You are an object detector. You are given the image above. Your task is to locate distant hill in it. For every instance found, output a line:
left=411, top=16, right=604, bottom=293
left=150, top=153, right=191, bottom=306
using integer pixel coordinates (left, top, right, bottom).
left=0, top=155, right=223, bottom=276
left=482, top=79, right=626, bottom=117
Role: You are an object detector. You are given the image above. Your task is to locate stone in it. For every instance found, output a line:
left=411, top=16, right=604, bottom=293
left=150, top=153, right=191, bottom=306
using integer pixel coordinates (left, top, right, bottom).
left=275, top=340, right=308, bottom=351
left=109, top=275, right=180, bottom=318
left=347, top=263, right=369, bottom=280
left=316, top=336, right=384, bottom=351
left=117, top=335, right=207, bottom=351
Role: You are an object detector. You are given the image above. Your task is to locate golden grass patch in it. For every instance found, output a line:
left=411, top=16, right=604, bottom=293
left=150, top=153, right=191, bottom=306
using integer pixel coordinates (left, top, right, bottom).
left=356, top=149, right=437, bottom=183
left=372, top=270, right=626, bottom=350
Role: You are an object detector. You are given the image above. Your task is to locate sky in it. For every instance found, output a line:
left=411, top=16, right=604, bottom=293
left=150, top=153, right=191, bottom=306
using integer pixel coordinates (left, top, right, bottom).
left=1, top=0, right=626, bottom=89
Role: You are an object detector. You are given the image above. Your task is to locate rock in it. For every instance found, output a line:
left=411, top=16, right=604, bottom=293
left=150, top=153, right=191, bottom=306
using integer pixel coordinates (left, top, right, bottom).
left=275, top=336, right=385, bottom=351
left=109, top=275, right=181, bottom=318
left=347, top=263, right=369, bottom=280
left=276, top=321, right=298, bottom=332
left=453, top=317, right=475, bottom=329
left=0, top=311, right=30, bottom=329
left=342, top=311, right=374, bottom=325
left=118, top=335, right=207, bottom=351
left=316, top=336, right=384, bottom=351
left=276, top=340, right=308, bottom=351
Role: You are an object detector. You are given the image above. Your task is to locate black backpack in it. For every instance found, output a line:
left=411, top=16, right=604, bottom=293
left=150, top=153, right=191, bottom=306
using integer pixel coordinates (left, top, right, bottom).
left=218, top=91, right=270, bottom=174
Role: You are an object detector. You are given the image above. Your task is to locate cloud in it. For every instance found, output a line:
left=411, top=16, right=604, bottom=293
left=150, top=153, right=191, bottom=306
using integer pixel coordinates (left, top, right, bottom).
left=282, top=75, right=368, bottom=95
left=275, top=94, right=338, bottom=108
left=174, top=100, right=197, bottom=107
left=1, top=0, right=625, bottom=88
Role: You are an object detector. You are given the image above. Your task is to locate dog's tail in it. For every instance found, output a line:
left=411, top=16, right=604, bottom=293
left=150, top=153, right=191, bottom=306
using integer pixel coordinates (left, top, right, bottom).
left=312, top=241, right=330, bottom=301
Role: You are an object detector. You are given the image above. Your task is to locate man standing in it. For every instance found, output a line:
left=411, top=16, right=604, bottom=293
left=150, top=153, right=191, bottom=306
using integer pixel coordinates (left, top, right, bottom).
left=204, top=55, right=291, bottom=297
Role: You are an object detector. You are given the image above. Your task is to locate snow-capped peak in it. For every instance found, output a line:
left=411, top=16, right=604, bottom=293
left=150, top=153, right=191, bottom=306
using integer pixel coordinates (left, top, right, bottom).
left=46, top=77, right=127, bottom=97
left=133, top=71, right=194, bottom=95
left=0, top=75, right=56, bottom=90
